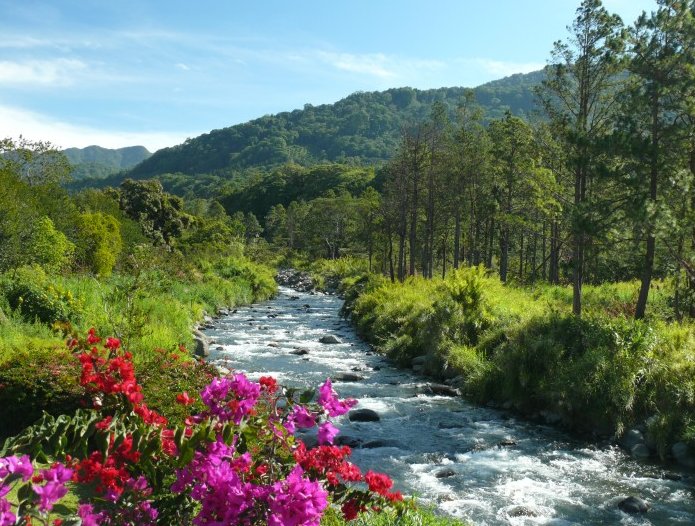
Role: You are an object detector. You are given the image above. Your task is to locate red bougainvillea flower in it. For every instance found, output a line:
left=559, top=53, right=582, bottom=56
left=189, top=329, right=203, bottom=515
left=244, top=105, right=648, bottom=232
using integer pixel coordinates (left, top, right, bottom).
left=259, top=376, right=278, bottom=394
left=86, top=328, right=101, bottom=345
left=364, top=471, right=393, bottom=496
left=105, top=337, right=121, bottom=351
left=176, top=392, right=195, bottom=406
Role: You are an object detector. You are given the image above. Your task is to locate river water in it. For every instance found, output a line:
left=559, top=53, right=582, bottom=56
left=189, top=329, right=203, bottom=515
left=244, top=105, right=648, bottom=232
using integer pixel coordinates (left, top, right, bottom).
left=203, top=287, right=695, bottom=525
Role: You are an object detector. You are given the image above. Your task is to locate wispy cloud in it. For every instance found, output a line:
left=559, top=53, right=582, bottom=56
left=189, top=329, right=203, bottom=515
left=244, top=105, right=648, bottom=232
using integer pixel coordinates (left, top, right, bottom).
left=315, top=51, right=445, bottom=81
left=0, top=104, right=195, bottom=151
left=0, top=58, right=87, bottom=86
left=175, top=62, right=190, bottom=71
left=468, top=58, right=545, bottom=78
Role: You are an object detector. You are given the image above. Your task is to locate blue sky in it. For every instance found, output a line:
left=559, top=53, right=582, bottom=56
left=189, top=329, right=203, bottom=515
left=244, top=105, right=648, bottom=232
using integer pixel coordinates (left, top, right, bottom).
left=0, top=0, right=655, bottom=151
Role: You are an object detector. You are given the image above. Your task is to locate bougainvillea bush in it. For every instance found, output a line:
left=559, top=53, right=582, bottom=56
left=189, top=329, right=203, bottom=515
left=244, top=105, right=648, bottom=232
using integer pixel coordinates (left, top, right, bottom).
left=0, top=330, right=408, bottom=525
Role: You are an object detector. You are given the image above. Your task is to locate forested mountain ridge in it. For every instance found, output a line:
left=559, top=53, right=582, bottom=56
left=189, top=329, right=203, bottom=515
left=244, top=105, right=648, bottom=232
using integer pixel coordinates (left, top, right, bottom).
left=63, top=144, right=151, bottom=180
left=123, top=70, right=544, bottom=181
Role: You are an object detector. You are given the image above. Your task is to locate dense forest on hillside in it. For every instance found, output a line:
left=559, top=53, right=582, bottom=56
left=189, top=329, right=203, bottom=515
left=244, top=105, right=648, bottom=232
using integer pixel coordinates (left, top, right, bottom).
left=63, top=144, right=151, bottom=180
left=67, top=71, right=543, bottom=196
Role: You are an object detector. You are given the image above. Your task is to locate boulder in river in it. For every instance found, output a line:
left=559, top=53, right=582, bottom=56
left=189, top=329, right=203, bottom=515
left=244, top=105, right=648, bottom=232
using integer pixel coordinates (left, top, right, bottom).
left=435, top=468, right=456, bottom=479
left=335, top=436, right=363, bottom=448
left=497, top=438, right=517, bottom=447
left=362, top=439, right=403, bottom=449
left=193, top=330, right=209, bottom=358
left=631, top=444, right=650, bottom=459
left=621, top=428, right=645, bottom=450
left=289, top=348, right=309, bottom=356
left=319, top=334, right=342, bottom=344
left=427, top=383, right=460, bottom=397
left=333, top=373, right=364, bottom=382
left=506, top=505, right=540, bottom=518
left=411, top=355, right=427, bottom=367
left=672, top=442, right=695, bottom=468
left=618, top=496, right=650, bottom=514
left=348, top=409, right=380, bottom=422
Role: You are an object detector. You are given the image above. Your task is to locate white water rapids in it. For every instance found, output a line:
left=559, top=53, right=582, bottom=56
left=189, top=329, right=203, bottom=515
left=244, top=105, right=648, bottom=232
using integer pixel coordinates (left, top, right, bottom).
left=203, top=287, right=695, bottom=525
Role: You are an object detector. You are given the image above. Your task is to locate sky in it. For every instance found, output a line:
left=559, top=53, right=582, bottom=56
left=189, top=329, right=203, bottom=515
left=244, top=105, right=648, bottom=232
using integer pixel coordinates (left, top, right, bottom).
left=0, top=0, right=656, bottom=152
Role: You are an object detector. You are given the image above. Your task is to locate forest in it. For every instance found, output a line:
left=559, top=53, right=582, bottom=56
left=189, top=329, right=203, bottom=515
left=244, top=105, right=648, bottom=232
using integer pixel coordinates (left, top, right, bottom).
left=0, top=0, right=694, bottom=525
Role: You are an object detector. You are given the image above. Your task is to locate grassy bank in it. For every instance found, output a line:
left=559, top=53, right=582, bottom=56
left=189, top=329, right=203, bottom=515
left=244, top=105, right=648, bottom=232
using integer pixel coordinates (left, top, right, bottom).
left=0, top=256, right=276, bottom=437
left=311, top=259, right=695, bottom=457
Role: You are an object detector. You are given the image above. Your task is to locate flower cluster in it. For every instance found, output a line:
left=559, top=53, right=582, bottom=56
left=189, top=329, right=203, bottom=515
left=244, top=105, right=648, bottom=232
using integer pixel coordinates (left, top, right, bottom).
left=0, top=456, right=73, bottom=525
left=76, top=330, right=167, bottom=426
left=1, top=330, right=408, bottom=525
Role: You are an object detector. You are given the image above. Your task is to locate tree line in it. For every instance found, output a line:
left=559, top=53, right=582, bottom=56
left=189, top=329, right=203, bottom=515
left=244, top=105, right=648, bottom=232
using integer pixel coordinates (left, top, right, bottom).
left=259, top=0, right=695, bottom=320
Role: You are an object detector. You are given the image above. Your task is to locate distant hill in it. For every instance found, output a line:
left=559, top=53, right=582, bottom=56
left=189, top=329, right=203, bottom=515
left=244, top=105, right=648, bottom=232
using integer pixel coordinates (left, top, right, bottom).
left=125, top=70, right=544, bottom=180
left=63, top=145, right=151, bottom=180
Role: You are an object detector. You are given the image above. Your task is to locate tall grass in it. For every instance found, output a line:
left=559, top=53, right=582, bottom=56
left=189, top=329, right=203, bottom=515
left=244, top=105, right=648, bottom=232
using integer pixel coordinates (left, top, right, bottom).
left=329, top=260, right=695, bottom=453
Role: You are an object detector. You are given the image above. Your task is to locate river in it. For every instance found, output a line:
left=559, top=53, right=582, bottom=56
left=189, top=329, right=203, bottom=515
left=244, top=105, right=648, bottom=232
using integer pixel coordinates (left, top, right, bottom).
left=203, top=286, right=695, bottom=525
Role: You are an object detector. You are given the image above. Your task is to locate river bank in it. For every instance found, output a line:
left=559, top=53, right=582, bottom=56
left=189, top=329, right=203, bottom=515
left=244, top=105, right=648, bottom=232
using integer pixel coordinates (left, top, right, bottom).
left=298, top=262, right=695, bottom=474
left=202, top=284, right=695, bottom=525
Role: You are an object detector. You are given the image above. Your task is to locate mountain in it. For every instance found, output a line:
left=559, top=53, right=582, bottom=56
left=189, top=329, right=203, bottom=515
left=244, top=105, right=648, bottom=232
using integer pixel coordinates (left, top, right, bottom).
left=63, top=145, right=151, bottom=180
left=125, top=70, right=544, bottom=180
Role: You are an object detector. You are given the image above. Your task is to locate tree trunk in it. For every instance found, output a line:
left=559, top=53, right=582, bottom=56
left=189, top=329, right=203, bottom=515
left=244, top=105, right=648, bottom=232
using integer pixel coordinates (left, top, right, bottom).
left=635, top=95, right=660, bottom=320
left=453, top=210, right=461, bottom=269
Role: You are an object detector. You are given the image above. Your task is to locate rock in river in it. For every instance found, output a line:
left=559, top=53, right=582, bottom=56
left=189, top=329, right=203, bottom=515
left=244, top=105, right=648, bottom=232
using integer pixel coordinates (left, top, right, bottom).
left=333, top=373, right=364, bottom=382
left=348, top=409, right=380, bottom=422
left=319, top=334, right=342, bottom=344
left=618, top=496, right=650, bottom=514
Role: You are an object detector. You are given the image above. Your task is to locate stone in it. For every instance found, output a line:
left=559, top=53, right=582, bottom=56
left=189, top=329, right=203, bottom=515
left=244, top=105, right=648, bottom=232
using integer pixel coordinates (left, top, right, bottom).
left=631, top=444, right=651, bottom=459
left=348, top=409, right=380, bottom=422
left=434, top=468, right=456, bottom=479
left=335, top=436, right=363, bottom=448
left=192, top=330, right=209, bottom=358
left=622, top=429, right=645, bottom=450
left=411, top=356, right=427, bottom=367
left=497, top=439, right=517, bottom=447
left=618, top=496, right=650, bottom=514
left=672, top=442, right=695, bottom=468
left=289, top=349, right=309, bottom=356
left=507, top=505, right=540, bottom=518
left=427, top=384, right=460, bottom=397
left=412, top=365, right=424, bottom=374
left=319, top=334, right=342, bottom=344
left=362, top=439, right=403, bottom=449
left=267, top=342, right=279, bottom=348
left=333, top=373, right=364, bottom=382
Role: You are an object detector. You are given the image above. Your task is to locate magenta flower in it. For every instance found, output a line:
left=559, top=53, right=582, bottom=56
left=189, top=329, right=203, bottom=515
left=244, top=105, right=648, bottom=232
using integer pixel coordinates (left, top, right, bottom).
left=41, top=464, right=73, bottom=483
left=78, top=504, right=105, bottom=526
left=267, top=466, right=328, bottom=526
left=290, top=405, right=317, bottom=429
left=317, top=422, right=340, bottom=445
left=0, top=498, right=15, bottom=526
left=0, top=455, right=33, bottom=481
left=33, top=481, right=69, bottom=512
left=318, top=379, right=358, bottom=417
left=200, top=374, right=261, bottom=424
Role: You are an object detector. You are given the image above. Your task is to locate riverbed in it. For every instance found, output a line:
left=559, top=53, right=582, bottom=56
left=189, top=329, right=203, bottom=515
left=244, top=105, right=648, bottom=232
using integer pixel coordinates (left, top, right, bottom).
left=203, top=286, right=695, bottom=525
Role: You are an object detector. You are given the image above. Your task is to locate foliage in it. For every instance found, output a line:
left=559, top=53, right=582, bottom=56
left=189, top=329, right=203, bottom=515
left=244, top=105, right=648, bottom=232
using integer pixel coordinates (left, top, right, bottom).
left=336, top=259, right=695, bottom=452
left=75, top=212, right=123, bottom=277
left=1, top=267, right=83, bottom=325
left=0, top=331, right=414, bottom=525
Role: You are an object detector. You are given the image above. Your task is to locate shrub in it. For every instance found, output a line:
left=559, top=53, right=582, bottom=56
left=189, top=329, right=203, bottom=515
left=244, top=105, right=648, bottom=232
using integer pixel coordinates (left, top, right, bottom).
left=0, top=347, right=83, bottom=439
left=1, top=266, right=83, bottom=325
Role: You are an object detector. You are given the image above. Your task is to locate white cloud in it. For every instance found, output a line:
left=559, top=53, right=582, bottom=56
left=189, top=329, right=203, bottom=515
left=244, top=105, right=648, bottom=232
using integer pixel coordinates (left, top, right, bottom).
left=470, top=58, right=545, bottom=78
left=0, top=105, right=194, bottom=151
left=0, top=58, right=87, bottom=86
left=315, top=51, right=444, bottom=81
left=175, top=62, right=190, bottom=71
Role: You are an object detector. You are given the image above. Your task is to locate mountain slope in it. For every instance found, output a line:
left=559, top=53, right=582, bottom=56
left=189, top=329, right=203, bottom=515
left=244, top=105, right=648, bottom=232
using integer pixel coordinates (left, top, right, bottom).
left=126, top=70, right=545, bottom=181
left=64, top=145, right=151, bottom=180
